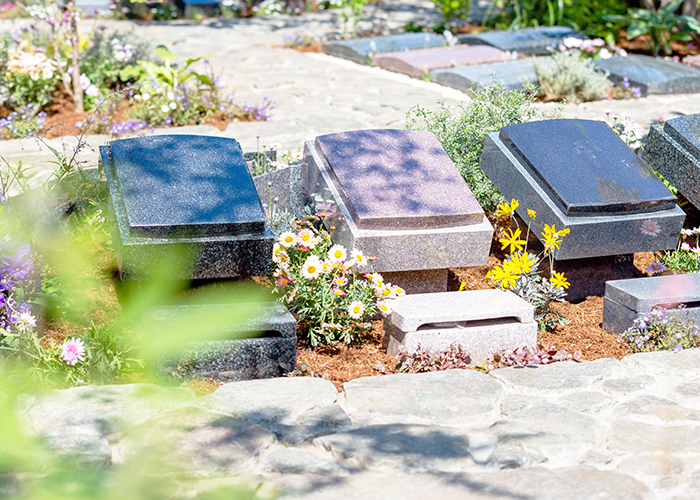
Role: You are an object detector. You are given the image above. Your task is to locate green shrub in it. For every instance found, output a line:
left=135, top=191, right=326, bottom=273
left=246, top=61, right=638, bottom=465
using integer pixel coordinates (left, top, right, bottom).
left=535, top=51, right=613, bottom=103
left=406, top=81, right=557, bottom=213
left=432, top=0, right=471, bottom=23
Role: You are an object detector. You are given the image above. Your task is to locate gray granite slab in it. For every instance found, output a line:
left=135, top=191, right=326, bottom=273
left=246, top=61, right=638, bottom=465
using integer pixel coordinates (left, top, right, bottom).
left=322, top=33, right=446, bottom=64
left=457, top=26, right=586, bottom=56
left=314, top=129, right=484, bottom=230
left=642, top=114, right=700, bottom=211
left=373, top=45, right=506, bottom=78
left=478, top=119, right=685, bottom=260
left=432, top=58, right=539, bottom=92
left=500, top=119, right=676, bottom=216
left=303, top=135, right=493, bottom=274
left=101, top=135, right=274, bottom=280
left=593, top=55, right=700, bottom=94
left=603, top=274, right=700, bottom=334
left=154, top=302, right=297, bottom=382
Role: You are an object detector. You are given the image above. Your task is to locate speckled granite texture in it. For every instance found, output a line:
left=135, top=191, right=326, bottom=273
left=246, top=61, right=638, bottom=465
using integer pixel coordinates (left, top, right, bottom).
left=303, top=132, right=493, bottom=278
left=457, top=26, right=586, bottom=56
left=154, top=302, right=297, bottom=382
left=432, top=58, right=539, bottom=92
left=373, top=45, right=506, bottom=79
left=603, top=274, right=700, bottom=335
left=642, top=114, right=700, bottom=211
left=101, top=135, right=274, bottom=280
left=322, top=33, right=445, bottom=64
left=593, top=55, right=700, bottom=94
left=479, top=120, right=685, bottom=261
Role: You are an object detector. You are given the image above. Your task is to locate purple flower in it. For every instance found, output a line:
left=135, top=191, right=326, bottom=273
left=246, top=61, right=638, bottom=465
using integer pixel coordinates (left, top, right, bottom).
left=646, top=262, right=667, bottom=275
left=61, top=338, right=86, bottom=365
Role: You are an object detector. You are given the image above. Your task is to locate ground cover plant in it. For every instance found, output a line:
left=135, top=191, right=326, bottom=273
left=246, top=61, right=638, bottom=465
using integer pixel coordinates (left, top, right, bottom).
left=651, top=227, right=700, bottom=274
left=619, top=305, right=700, bottom=353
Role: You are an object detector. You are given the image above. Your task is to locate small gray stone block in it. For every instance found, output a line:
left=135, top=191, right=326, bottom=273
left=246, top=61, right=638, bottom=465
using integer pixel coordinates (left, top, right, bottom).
left=603, top=274, right=700, bottom=334
left=593, top=55, right=700, bottom=94
left=642, top=114, right=700, bottom=211
left=253, top=164, right=310, bottom=222
left=457, top=26, right=586, bottom=56
left=479, top=122, right=685, bottom=260
left=322, top=33, right=446, bottom=64
left=303, top=133, right=493, bottom=275
left=382, top=290, right=537, bottom=363
left=432, top=58, right=539, bottom=92
left=155, top=302, right=297, bottom=382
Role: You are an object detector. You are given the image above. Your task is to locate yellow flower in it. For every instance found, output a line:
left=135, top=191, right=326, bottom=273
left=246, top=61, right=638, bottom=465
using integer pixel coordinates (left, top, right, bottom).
left=510, top=252, right=536, bottom=274
left=496, top=198, right=519, bottom=217
left=488, top=263, right=519, bottom=289
left=527, top=209, right=536, bottom=219
left=542, top=233, right=562, bottom=253
left=550, top=272, right=570, bottom=289
left=542, top=224, right=557, bottom=238
left=499, top=227, right=526, bottom=254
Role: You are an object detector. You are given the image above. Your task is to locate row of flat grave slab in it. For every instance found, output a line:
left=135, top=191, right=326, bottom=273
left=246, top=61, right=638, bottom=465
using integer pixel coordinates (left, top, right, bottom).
left=302, top=128, right=493, bottom=293
left=642, top=113, right=700, bottom=211
left=603, top=273, right=700, bottom=335
left=323, top=31, right=700, bottom=95
left=478, top=118, right=684, bottom=302
left=383, top=289, right=537, bottom=363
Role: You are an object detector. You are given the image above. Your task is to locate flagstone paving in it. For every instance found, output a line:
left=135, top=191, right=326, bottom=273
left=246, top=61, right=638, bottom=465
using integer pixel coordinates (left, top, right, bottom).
left=18, top=349, right=700, bottom=499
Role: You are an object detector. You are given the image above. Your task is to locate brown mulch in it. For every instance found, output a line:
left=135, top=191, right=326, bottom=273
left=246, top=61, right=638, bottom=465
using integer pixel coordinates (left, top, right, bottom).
left=615, top=31, right=700, bottom=57
left=292, top=42, right=323, bottom=53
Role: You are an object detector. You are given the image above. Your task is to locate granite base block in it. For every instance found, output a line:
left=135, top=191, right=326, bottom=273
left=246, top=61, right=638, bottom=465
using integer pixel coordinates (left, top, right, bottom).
left=253, top=164, right=310, bottom=222
left=553, top=254, right=634, bottom=302
left=431, top=58, right=539, bottom=93
left=603, top=274, right=700, bottom=334
left=154, top=302, right=297, bottom=382
left=382, top=269, right=448, bottom=294
left=303, top=140, right=493, bottom=273
left=382, top=290, right=537, bottom=364
left=479, top=131, right=685, bottom=260
left=642, top=118, right=700, bottom=211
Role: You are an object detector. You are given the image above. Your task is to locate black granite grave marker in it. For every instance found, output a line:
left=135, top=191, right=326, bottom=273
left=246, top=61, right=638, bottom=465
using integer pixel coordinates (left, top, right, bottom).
left=101, top=135, right=274, bottom=280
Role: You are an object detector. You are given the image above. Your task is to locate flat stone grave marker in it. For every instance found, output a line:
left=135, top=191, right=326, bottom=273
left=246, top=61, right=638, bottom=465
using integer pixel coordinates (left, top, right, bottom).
left=603, top=274, right=700, bottom=335
left=432, top=58, right=539, bottom=92
left=593, top=55, right=700, bottom=94
left=322, top=33, right=445, bottom=64
left=303, top=129, right=493, bottom=293
left=479, top=119, right=685, bottom=300
left=101, top=135, right=274, bottom=280
left=156, top=301, right=297, bottom=382
left=383, top=289, right=537, bottom=363
left=642, top=114, right=700, bottom=211
left=457, top=26, right=586, bottom=56
left=373, top=45, right=506, bottom=78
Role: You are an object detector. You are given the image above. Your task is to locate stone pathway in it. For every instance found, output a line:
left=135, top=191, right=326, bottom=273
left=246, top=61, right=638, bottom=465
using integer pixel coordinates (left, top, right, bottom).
left=19, top=349, right=700, bottom=499
left=2, top=2, right=700, bottom=189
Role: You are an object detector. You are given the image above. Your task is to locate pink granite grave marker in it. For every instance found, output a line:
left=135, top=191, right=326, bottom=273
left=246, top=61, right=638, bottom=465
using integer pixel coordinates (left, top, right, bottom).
left=373, top=45, right=506, bottom=78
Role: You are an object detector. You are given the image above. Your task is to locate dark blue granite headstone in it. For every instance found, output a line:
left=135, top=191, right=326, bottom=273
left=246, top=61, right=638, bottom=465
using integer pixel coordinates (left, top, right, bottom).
left=642, top=114, right=700, bottom=210
left=432, top=58, right=538, bottom=92
left=500, top=119, right=676, bottom=216
left=457, top=26, right=586, bottom=56
left=102, top=135, right=274, bottom=280
left=593, top=55, right=700, bottom=94
left=322, top=33, right=445, bottom=64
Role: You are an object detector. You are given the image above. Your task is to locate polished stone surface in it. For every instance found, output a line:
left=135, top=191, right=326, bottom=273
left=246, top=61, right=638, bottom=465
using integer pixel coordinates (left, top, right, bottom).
left=373, top=45, right=505, bottom=78
left=479, top=121, right=685, bottom=260
left=303, top=137, right=493, bottom=276
left=593, top=55, right=700, bottom=94
left=642, top=114, right=700, bottom=210
left=314, top=129, right=484, bottom=230
left=322, top=33, right=445, bottom=64
left=101, top=135, right=274, bottom=280
left=109, top=135, right=266, bottom=238
left=457, top=26, right=586, bottom=56
left=432, top=58, right=539, bottom=92
left=156, top=302, right=297, bottom=382
left=499, top=119, right=677, bottom=216
left=603, top=274, right=700, bottom=334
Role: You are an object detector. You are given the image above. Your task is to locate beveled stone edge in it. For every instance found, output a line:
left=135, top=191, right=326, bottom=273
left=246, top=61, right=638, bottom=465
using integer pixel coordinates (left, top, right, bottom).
left=605, top=274, right=700, bottom=312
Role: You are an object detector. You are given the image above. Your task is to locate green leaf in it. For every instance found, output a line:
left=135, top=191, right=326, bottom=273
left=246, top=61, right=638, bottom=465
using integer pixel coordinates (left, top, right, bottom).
left=627, top=23, right=648, bottom=39
left=154, top=45, right=175, bottom=64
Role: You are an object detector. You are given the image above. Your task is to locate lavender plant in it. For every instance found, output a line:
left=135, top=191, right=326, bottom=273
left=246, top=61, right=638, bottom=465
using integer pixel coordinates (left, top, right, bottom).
left=618, top=306, right=700, bottom=353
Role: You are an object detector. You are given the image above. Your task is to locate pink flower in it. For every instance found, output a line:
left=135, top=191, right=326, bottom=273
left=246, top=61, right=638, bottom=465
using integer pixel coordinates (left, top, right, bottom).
left=61, top=338, right=85, bottom=366
left=332, top=287, right=345, bottom=297
left=332, top=276, right=348, bottom=287
left=276, top=276, right=291, bottom=287
left=640, top=219, right=661, bottom=237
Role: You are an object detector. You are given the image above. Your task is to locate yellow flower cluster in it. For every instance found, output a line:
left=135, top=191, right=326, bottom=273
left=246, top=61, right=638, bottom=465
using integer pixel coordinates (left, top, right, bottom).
left=486, top=251, right=538, bottom=289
